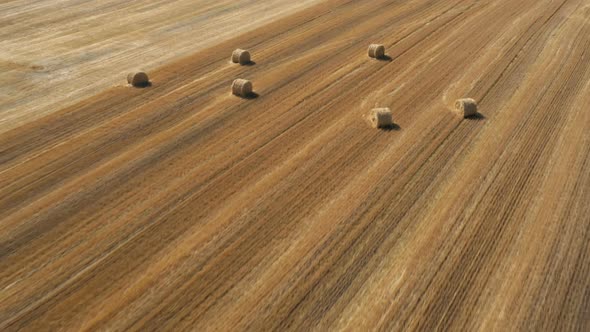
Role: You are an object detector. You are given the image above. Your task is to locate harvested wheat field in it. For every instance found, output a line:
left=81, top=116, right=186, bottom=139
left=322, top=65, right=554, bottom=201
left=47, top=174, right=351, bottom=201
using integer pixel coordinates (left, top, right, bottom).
left=1, top=0, right=590, bottom=330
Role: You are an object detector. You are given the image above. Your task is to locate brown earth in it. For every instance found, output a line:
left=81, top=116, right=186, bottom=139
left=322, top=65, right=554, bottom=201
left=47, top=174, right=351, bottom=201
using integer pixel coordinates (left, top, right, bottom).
left=1, top=0, right=589, bottom=330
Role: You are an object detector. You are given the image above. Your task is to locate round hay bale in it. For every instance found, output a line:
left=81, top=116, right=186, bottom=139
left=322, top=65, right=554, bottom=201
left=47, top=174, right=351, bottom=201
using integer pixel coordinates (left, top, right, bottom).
left=127, top=72, right=149, bottom=87
left=368, top=44, right=385, bottom=59
left=232, top=79, right=253, bottom=97
left=454, top=98, right=478, bottom=117
left=370, top=108, right=393, bottom=128
left=232, top=49, right=251, bottom=65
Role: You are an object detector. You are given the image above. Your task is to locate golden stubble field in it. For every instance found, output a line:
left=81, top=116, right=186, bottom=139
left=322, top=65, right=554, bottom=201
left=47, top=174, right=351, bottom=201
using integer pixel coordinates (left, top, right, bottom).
left=1, top=0, right=589, bottom=330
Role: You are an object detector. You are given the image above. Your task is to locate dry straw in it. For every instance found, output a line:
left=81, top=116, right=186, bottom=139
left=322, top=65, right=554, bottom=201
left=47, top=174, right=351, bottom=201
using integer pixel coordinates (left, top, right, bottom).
left=370, top=108, right=393, bottom=128
left=232, top=79, right=253, bottom=97
left=368, top=44, right=385, bottom=59
left=454, top=98, right=478, bottom=117
left=232, top=49, right=251, bottom=65
left=127, top=72, right=149, bottom=87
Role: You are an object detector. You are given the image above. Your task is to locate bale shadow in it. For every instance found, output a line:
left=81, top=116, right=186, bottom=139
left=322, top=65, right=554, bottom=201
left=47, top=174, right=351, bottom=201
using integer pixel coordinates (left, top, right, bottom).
left=242, top=92, right=259, bottom=99
left=377, top=55, right=393, bottom=62
left=243, top=61, right=257, bottom=66
left=133, top=82, right=152, bottom=88
left=381, top=123, right=401, bottom=131
left=466, top=112, right=485, bottom=121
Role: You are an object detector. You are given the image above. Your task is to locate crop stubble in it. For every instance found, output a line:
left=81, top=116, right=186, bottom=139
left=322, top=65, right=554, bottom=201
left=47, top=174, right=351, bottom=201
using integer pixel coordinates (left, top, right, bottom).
left=0, top=0, right=589, bottom=330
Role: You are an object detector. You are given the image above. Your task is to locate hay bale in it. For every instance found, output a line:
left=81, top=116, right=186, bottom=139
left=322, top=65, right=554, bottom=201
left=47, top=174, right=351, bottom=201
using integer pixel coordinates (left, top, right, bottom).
left=232, top=49, right=251, bottom=65
left=232, top=79, right=253, bottom=97
left=370, top=108, right=393, bottom=128
left=368, top=44, right=385, bottom=59
left=454, top=98, right=478, bottom=117
left=127, top=71, right=149, bottom=87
